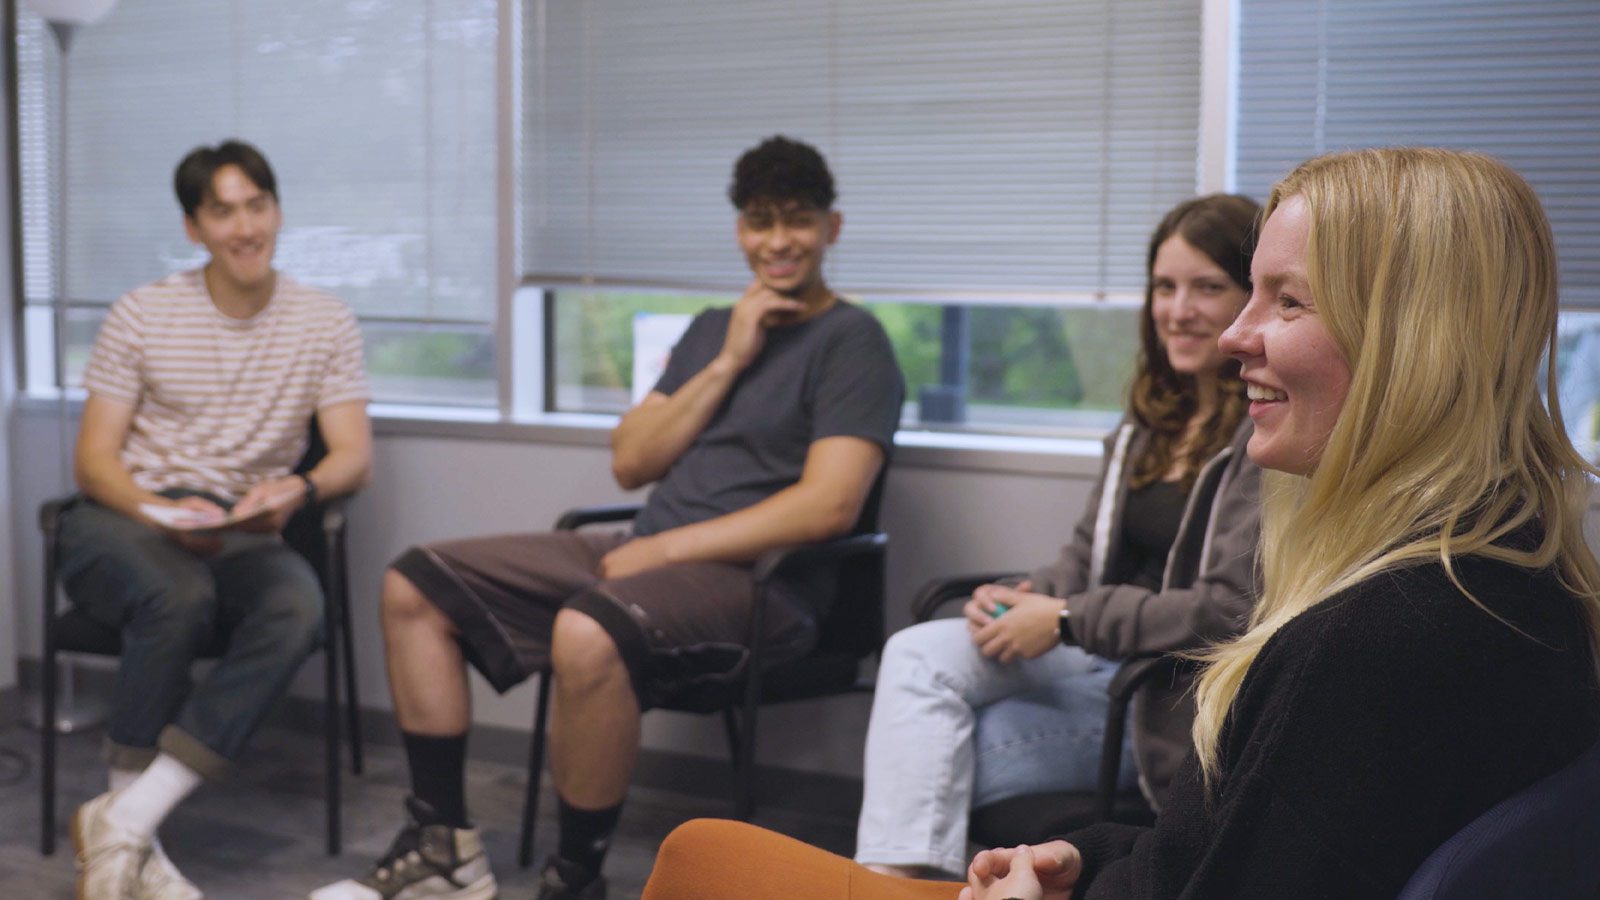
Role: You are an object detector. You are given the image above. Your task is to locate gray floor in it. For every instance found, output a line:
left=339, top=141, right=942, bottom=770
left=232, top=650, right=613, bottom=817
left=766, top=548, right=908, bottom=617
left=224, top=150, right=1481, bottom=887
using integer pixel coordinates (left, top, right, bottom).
left=0, top=722, right=856, bottom=899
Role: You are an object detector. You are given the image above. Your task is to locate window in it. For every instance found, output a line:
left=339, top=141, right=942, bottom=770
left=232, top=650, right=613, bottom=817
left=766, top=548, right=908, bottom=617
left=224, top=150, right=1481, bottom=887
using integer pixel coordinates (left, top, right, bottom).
left=523, top=0, right=1205, bottom=432
left=15, top=0, right=499, bottom=405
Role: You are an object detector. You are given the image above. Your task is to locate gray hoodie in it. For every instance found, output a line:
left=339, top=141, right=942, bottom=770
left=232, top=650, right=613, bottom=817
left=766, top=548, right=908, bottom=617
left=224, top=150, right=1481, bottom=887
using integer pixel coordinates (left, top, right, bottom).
left=1027, top=417, right=1261, bottom=808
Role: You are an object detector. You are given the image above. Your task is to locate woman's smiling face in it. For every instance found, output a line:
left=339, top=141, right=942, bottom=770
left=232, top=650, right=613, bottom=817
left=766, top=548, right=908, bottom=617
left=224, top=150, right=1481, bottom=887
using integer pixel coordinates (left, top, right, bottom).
left=1218, top=195, right=1353, bottom=476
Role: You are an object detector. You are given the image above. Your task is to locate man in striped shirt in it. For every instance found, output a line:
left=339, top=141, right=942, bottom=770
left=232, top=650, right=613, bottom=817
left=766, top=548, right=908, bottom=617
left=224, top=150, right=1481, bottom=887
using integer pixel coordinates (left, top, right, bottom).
left=60, top=140, right=373, bottom=900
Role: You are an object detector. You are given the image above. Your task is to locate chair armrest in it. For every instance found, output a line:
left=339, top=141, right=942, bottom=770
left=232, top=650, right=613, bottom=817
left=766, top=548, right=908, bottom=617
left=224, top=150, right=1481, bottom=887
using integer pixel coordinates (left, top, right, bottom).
left=317, top=495, right=351, bottom=536
left=554, top=503, right=645, bottom=532
left=752, top=532, right=888, bottom=584
left=909, top=571, right=1025, bottom=623
left=40, top=496, right=74, bottom=536
left=1107, top=654, right=1191, bottom=702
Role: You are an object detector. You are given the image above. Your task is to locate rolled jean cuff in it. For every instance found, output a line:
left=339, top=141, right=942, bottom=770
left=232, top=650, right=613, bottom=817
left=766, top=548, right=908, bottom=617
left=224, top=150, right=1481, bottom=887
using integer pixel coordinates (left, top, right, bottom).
left=103, top=739, right=158, bottom=773
left=852, top=846, right=969, bottom=880
left=158, top=725, right=232, bottom=782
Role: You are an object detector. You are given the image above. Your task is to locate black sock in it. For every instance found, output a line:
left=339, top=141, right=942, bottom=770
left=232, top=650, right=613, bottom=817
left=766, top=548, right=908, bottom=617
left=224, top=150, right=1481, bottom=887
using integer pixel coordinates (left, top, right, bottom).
left=556, top=795, right=622, bottom=882
left=401, top=731, right=470, bottom=828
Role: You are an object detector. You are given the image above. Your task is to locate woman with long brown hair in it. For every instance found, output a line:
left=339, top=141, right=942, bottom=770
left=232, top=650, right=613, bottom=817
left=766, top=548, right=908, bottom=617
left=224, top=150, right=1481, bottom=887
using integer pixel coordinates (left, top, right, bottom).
left=854, top=193, right=1262, bottom=878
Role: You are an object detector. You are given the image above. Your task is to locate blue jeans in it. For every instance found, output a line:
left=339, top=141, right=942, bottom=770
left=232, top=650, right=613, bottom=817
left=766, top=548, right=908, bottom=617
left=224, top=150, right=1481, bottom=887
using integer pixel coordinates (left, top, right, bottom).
left=855, top=617, right=1137, bottom=875
left=55, top=494, right=324, bottom=778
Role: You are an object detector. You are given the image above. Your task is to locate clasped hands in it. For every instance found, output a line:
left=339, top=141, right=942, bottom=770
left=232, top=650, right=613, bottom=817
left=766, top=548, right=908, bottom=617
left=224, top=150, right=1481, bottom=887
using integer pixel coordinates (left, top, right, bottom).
left=963, top=581, right=1066, bottom=663
left=959, top=840, right=1082, bottom=900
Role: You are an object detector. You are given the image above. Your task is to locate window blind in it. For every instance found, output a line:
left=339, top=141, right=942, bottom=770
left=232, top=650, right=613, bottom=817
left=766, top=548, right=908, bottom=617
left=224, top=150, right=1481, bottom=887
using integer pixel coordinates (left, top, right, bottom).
left=521, top=0, right=1203, bottom=302
left=1235, top=0, right=1600, bottom=305
left=17, top=0, right=498, bottom=321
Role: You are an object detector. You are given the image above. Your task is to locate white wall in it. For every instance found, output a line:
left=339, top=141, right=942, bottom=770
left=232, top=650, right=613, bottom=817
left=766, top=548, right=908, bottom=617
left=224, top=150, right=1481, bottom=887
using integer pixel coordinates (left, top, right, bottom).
left=7, top=409, right=1096, bottom=776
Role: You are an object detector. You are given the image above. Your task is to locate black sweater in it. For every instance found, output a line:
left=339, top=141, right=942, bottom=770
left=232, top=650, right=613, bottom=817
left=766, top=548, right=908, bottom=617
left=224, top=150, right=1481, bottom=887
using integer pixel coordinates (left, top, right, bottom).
left=1065, top=555, right=1600, bottom=899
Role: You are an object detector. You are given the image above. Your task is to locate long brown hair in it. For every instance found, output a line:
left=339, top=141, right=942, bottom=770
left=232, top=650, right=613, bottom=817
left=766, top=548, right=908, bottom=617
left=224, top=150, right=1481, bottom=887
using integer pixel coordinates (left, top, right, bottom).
left=1128, top=194, right=1261, bottom=489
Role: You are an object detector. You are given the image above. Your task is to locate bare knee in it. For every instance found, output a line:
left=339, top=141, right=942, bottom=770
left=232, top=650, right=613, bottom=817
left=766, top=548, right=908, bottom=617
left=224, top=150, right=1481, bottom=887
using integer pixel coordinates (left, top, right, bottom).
left=551, top=608, right=626, bottom=694
left=380, top=569, right=451, bottom=632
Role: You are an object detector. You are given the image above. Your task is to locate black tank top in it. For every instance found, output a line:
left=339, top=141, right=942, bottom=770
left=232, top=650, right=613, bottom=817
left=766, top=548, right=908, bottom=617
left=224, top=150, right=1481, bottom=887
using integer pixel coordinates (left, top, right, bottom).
left=1118, top=479, right=1188, bottom=591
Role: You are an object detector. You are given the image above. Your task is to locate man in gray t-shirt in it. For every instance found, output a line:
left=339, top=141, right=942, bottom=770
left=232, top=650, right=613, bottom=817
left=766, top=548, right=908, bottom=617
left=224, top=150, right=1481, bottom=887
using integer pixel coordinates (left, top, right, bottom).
left=318, top=135, right=903, bottom=900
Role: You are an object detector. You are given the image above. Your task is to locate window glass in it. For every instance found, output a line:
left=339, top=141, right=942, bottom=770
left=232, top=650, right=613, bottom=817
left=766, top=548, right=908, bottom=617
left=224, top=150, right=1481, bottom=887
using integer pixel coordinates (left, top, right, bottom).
left=550, top=289, right=1137, bottom=435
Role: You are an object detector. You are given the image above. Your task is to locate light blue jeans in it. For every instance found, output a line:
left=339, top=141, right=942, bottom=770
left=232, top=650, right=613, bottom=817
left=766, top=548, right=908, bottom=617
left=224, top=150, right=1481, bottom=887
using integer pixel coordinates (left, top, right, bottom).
left=855, top=617, right=1136, bottom=875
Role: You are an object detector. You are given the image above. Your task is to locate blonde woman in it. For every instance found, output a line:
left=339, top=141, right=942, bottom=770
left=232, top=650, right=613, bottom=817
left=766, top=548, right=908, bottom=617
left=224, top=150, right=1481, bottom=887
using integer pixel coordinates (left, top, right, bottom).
left=640, top=148, right=1600, bottom=900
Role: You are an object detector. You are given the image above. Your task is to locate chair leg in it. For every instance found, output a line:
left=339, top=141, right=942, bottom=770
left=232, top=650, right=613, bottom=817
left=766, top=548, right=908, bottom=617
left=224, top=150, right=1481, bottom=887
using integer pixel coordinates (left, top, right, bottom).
left=721, top=707, right=741, bottom=763
left=520, top=669, right=553, bottom=869
left=41, top=552, right=59, bottom=856
left=1094, top=694, right=1133, bottom=823
left=41, top=636, right=58, bottom=856
left=336, top=534, right=363, bottom=776
left=734, top=673, right=762, bottom=822
left=324, top=607, right=342, bottom=856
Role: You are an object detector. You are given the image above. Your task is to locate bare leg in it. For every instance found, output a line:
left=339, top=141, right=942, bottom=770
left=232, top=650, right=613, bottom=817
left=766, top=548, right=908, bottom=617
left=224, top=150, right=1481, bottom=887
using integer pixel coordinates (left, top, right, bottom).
left=381, top=569, right=471, bottom=735
left=548, top=608, right=640, bottom=806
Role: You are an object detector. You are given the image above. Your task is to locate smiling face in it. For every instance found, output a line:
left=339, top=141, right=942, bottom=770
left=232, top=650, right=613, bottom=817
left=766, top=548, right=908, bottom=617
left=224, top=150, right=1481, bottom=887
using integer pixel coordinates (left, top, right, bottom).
left=1218, top=195, right=1353, bottom=476
left=1150, top=235, right=1250, bottom=380
left=184, top=163, right=281, bottom=296
left=736, top=198, right=841, bottom=303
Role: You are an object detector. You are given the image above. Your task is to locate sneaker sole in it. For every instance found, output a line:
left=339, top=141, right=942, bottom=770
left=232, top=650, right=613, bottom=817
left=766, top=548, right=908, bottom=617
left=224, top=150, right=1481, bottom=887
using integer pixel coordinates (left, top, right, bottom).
left=452, top=873, right=498, bottom=900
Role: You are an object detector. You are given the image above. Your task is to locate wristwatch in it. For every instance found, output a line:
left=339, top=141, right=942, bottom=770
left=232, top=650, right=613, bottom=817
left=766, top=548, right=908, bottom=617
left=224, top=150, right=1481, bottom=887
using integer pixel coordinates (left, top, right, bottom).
left=1058, top=605, right=1077, bottom=646
left=298, top=473, right=319, bottom=510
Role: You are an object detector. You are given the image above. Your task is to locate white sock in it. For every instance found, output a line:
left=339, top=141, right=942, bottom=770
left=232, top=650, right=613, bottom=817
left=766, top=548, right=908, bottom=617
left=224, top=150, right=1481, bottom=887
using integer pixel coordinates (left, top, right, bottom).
left=109, top=766, right=141, bottom=793
left=104, top=754, right=203, bottom=839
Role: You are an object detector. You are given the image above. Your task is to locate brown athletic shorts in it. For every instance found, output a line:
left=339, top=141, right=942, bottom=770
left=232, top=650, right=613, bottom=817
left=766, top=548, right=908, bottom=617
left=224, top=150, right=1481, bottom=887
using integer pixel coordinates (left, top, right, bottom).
left=391, top=529, right=817, bottom=709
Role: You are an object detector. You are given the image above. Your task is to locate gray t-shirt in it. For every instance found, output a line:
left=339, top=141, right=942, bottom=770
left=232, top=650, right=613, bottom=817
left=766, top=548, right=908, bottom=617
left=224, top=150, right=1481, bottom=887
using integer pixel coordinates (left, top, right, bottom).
left=632, top=299, right=904, bottom=538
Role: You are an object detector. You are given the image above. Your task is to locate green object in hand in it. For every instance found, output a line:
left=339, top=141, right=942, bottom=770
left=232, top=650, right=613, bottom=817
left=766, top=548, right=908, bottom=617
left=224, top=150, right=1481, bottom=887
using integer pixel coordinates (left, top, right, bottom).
left=991, top=602, right=1010, bottom=618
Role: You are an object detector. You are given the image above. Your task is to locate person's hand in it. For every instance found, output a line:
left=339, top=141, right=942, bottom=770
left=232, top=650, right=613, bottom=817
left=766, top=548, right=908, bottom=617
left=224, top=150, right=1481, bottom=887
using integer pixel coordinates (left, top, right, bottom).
left=963, top=580, right=1032, bottom=631
left=231, top=476, right=307, bottom=534
left=968, top=585, right=1065, bottom=663
left=600, top=535, right=673, bottom=581
left=151, top=496, right=227, bottom=555
left=958, top=841, right=1081, bottom=900
left=717, top=280, right=806, bottom=372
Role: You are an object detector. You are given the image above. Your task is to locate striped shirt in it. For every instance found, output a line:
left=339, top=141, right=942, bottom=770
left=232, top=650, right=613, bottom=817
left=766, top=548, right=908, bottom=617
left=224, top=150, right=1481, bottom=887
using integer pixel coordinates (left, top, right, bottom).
left=82, top=269, right=370, bottom=501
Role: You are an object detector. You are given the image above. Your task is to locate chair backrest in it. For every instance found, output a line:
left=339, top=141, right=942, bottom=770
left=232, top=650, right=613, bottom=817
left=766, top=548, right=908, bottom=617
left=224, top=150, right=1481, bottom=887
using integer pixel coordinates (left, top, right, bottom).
left=280, top=416, right=332, bottom=581
left=1397, top=734, right=1600, bottom=899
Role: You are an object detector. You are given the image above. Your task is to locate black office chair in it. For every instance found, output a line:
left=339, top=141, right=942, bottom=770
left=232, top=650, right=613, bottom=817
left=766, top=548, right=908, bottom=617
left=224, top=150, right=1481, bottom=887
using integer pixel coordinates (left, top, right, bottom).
left=908, top=572, right=1177, bottom=847
left=517, top=478, right=890, bottom=867
left=38, top=423, right=363, bottom=857
left=1396, top=734, right=1600, bottom=900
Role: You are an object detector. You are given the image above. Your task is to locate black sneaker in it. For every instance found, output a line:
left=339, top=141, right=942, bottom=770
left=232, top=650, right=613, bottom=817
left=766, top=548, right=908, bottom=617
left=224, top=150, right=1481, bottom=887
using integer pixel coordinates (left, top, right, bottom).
left=535, top=855, right=607, bottom=900
left=308, top=797, right=497, bottom=900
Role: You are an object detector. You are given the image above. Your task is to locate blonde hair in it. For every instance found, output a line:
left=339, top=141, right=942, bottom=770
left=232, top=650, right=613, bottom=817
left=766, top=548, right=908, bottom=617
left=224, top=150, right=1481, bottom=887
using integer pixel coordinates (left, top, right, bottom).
left=1191, top=147, right=1600, bottom=783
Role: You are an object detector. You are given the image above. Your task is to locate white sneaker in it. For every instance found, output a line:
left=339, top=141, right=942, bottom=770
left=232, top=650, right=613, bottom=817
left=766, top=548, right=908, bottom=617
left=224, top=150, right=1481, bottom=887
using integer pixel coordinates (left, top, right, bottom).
left=139, top=838, right=203, bottom=899
left=309, top=797, right=496, bottom=900
left=73, top=790, right=152, bottom=900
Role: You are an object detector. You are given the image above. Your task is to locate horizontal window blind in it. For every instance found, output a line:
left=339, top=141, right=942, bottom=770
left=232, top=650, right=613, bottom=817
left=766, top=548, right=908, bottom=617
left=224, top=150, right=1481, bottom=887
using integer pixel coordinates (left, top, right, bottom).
left=1235, top=0, right=1600, bottom=305
left=521, top=0, right=1203, bottom=302
left=18, top=0, right=498, bottom=321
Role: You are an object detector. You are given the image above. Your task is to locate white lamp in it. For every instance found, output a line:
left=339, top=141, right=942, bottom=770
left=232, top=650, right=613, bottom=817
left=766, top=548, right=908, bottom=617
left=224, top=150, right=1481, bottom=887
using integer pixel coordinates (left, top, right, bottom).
left=22, top=0, right=118, bottom=25
left=23, top=0, right=120, bottom=737
left=23, top=0, right=117, bottom=51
